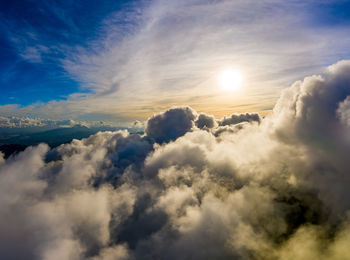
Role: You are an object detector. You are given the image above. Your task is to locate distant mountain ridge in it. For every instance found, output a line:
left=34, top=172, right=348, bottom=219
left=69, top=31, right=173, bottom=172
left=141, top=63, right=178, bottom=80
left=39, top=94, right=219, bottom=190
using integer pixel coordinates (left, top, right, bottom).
left=0, top=125, right=94, bottom=147
left=0, top=125, right=143, bottom=158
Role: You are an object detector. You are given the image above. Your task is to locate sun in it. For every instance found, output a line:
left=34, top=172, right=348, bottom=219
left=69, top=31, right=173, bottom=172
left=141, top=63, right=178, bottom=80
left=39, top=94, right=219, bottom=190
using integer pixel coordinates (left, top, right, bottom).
left=219, top=69, right=243, bottom=91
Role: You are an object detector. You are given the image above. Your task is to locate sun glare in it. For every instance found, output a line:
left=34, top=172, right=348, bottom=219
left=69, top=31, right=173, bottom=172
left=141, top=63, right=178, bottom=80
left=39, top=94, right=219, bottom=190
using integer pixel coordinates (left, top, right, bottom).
left=219, top=69, right=243, bottom=91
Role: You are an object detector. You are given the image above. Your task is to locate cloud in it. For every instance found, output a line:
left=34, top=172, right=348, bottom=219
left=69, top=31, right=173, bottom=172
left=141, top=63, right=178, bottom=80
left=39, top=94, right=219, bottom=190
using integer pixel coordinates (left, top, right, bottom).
left=0, top=115, right=129, bottom=129
left=145, top=107, right=197, bottom=143
left=213, top=122, right=247, bottom=137
left=218, top=112, right=261, bottom=126
left=3, top=0, right=350, bottom=121
left=1, top=61, right=350, bottom=259
left=195, top=113, right=217, bottom=129
left=0, top=116, right=80, bottom=128
left=60, top=0, right=350, bottom=117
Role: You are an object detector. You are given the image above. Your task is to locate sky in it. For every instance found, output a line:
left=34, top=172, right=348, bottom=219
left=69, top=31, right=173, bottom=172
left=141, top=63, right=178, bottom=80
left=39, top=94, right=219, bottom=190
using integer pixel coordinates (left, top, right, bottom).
left=2, top=1, right=350, bottom=259
left=1, top=0, right=350, bottom=125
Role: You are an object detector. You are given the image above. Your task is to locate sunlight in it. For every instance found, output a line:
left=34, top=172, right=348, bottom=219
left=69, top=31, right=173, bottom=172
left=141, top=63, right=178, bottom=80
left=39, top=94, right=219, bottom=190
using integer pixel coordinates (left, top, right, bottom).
left=219, top=69, right=243, bottom=91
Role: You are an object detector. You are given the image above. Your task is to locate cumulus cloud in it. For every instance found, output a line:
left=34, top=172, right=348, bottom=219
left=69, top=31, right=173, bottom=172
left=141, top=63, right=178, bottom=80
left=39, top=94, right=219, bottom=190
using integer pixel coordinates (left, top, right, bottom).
left=145, top=107, right=197, bottom=143
left=195, top=113, right=217, bottom=129
left=1, top=61, right=350, bottom=259
left=213, top=123, right=247, bottom=137
left=218, top=112, right=261, bottom=126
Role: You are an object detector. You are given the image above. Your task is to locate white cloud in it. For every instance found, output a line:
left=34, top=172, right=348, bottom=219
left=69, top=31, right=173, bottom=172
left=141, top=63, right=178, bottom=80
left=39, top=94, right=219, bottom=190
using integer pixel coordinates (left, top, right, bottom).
left=1, top=60, right=350, bottom=259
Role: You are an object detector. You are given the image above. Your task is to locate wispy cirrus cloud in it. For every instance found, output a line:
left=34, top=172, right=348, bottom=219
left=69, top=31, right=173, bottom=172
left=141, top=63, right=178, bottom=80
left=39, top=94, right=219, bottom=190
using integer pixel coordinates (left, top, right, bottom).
left=1, top=0, right=350, bottom=123
left=61, top=0, right=350, bottom=117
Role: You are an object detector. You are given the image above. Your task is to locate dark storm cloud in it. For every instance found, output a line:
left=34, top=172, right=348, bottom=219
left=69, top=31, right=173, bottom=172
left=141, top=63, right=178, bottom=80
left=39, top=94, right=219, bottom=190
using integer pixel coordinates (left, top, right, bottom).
left=1, top=61, right=350, bottom=259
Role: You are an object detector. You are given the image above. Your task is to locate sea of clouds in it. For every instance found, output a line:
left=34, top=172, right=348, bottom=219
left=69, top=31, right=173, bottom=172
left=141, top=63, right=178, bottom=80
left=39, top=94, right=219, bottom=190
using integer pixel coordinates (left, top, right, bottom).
left=1, top=60, right=350, bottom=259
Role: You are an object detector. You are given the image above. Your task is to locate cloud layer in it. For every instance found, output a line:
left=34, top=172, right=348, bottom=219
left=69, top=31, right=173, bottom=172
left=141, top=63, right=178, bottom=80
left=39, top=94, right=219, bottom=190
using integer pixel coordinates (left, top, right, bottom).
left=1, top=60, right=350, bottom=259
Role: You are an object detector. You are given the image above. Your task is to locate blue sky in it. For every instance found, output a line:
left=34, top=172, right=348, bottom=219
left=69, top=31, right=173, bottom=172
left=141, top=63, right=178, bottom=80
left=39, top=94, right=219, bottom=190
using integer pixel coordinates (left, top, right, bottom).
left=1, top=0, right=350, bottom=124
left=0, top=0, right=135, bottom=105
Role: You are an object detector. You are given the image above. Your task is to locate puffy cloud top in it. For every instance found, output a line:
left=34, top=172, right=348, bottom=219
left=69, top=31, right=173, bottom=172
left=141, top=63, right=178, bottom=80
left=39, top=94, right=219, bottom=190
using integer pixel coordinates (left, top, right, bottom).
left=145, top=107, right=197, bottom=143
left=195, top=113, right=217, bottom=129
